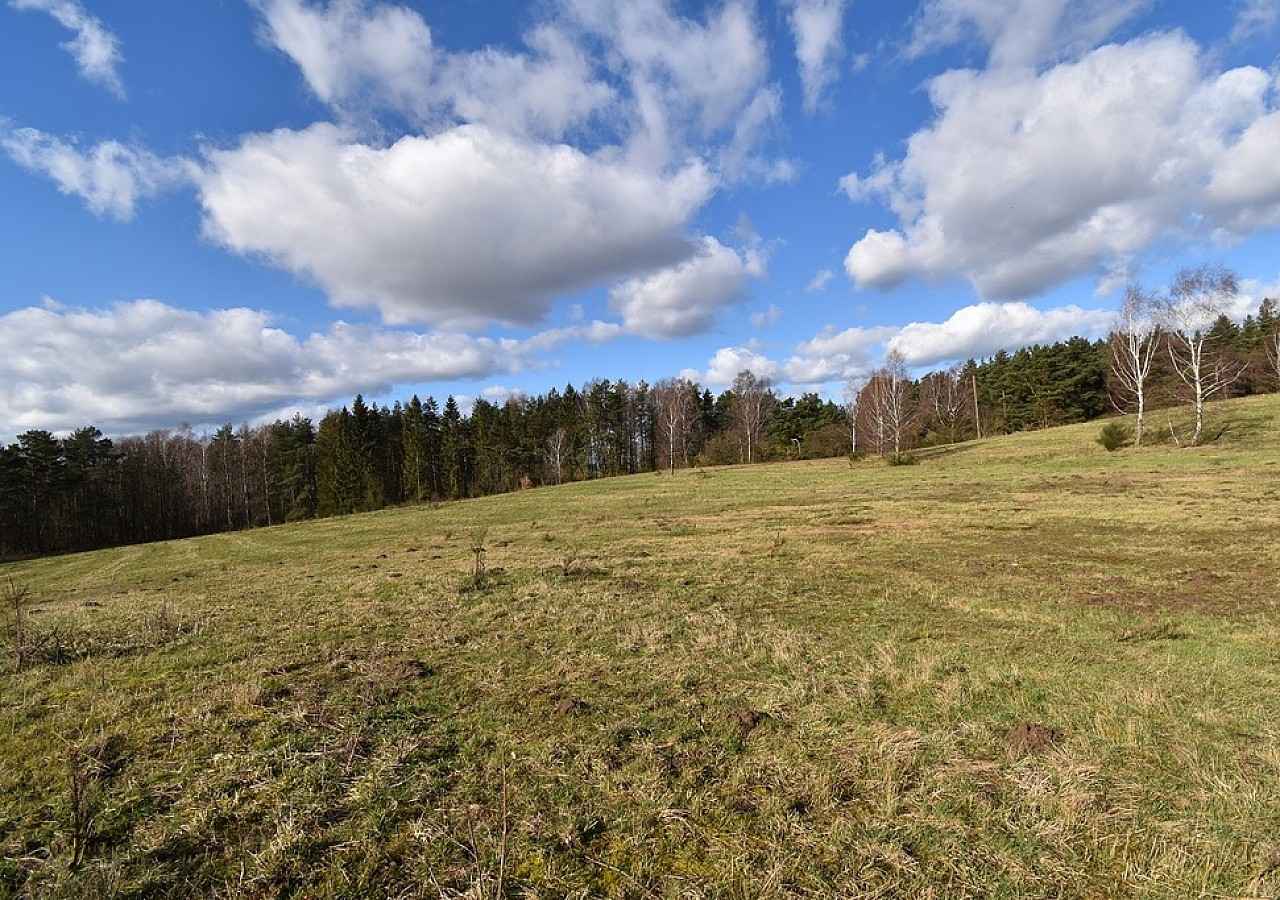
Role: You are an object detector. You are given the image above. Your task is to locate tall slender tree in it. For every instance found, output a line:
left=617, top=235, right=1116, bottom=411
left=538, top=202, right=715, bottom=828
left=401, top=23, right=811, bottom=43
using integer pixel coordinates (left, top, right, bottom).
left=1110, top=285, right=1160, bottom=446
left=1159, top=265, right=1248, bottom=445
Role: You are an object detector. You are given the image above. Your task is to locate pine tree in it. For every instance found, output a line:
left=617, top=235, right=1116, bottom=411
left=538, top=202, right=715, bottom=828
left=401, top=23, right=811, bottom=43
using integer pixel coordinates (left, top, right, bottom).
left=441, top=397, right=465, bottom=499
left=402, top=395, right=426, bottom=502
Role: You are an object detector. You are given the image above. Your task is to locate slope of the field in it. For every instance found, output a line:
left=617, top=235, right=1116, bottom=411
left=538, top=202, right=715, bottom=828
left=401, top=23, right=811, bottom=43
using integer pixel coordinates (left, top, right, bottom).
left=3, top=396, right=1280, bottom=898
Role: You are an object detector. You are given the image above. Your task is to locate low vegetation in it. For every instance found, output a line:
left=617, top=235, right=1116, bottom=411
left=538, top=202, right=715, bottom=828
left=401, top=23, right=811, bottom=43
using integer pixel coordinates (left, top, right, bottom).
left=2, top=394, right=1279, bottom=896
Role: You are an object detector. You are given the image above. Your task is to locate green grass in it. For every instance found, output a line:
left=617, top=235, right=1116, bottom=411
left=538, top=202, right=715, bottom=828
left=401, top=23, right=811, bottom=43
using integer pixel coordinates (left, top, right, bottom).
left=3, top=395, right=1280, bottom=898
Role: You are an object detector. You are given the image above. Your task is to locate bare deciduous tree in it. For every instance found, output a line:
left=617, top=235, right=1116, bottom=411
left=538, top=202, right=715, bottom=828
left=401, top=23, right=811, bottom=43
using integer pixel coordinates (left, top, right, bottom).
left=545, top=427, right=567, bottom=485
left=654, top=378, right=695, bottom=474
left=842, top=374, right=866, bottom=455
left=1158, top=265, right=1248, bottom=446
left=1268, top=328, right=1280, bottom=389
left=922, top=365, right=966, bottom=443
left=1110, top=284, right=1160, bottom=446
left=730, top=370, right=773, bottom=464
left=864, top=351, right=913, bottom=459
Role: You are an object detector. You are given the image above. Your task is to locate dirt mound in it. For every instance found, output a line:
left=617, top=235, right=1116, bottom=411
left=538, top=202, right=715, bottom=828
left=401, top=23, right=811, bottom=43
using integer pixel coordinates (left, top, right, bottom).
left=555, top=697, right=590, bottom=716
left=1005, top=722, right=1062, bottom=757
left=729, top=708, right=769, bottom=739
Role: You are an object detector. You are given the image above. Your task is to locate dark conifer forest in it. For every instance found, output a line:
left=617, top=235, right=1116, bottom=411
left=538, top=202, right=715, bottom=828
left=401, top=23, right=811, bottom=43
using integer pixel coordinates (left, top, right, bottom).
left=3, top=302, right=1277, bottom=559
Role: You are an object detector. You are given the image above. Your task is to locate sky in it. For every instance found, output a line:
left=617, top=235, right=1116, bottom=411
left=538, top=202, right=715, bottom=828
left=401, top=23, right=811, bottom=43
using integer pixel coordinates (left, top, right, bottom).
left=2, top=0, right=1279, bottom=438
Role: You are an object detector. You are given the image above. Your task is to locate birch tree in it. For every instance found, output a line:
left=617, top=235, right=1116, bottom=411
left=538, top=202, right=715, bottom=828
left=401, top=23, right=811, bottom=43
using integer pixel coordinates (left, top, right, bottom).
left=1110, top=285, right=1159, bottom=446
left=1268, top=327, right=1280, bottom=388
left=730, top=370, right=773, bottom=464
left=862, top=351, right=913, bottom=459
left=878, top=350, right=913, bottom=459
left=922, top=366, right=966, bottom=443
left=654, top=378, right=694, bottom=474
left=842, top=374, right=866, bottom=455
left=1159, top=265, right=1247, bottom=446
left=545, top=427, right=568, bottom=485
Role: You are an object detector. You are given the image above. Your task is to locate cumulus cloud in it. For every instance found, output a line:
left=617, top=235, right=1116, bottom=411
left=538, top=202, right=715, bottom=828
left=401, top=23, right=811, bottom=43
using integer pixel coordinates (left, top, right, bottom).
left=784, top=324, right=896, bottom=382
left=562, top=0, right=774, bottom=167
left=197, top=122, right=713, bottom=328
left=609, top=236, right=763, bottom=338
left=12, top=0, right=784, bottom=347
left=886, top=301, right=1113, bottom=366
left=255, top=0, right=778, bottom=169
left=253, top=0, right=436, bottom=114
left=786, top=0, right=847, bottom=112
left=681, top=344, right=780, bottom=386
left=844, top=33, right=1280, bottom=300
left=254, top=0, right=614, bottom=140
left=438, top=26, right=616, bottom=141
left=906, top=0, right=1150, bottom=69
left=1, top=127, right=194, bottom=220
left=0, top=299, right=621, bottom=436
left=781, top=300, right=1116, bottom=382
left=198, top=0, right=783, bottom=334
left=10, top=0, right=125, bottom=96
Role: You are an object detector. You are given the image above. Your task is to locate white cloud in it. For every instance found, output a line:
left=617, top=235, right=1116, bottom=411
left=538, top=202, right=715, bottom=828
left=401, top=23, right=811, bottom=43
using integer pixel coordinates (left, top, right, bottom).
left=562, top=0, right=773, bottom=166
left=1231, top=0, right=1278, bottom=43
left=438, top=25, right=615, bottom=141
left=1204, top=107, right=1280, bottom=232
left=0, top=299, right=622, bottom=436
left=609, top=235, right=763, bottom=338
left=681, top=345, right=780, bottom=386
left=784, top=324, right=895, bottom=382
left=10, top=0, right=125, bottom=97
left=203, top=0, right=787, bottom=335
left=806, top=268, right=835, bottom=292
left=845, top=33, right=1280, bottom=300
left=13, top=0, right=783, bottom=347
left=2, top=127, right=194, bottom=221
left=197, top=122, right=714, bottom=328
left=750, top=304, right=782, bottom=328
left=906, top=0, right=1150, bottom=69
left=886, top=301, right=1113, bottom=366
left=256, top=0, right=778, bottom=170
left=786, top=0, right=847, bottom=112
left=254, top=0, right=614, bottom=140
left=781, top=300, right=1116, bottom=381
left=253, top=0, right=436, bottom=115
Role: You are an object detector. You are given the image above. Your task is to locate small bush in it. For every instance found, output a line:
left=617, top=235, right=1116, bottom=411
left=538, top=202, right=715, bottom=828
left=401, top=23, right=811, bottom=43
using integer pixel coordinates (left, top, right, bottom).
left=1097, top=422, right=1130, bottom=452
left=886, top=453, right=918, bottom=466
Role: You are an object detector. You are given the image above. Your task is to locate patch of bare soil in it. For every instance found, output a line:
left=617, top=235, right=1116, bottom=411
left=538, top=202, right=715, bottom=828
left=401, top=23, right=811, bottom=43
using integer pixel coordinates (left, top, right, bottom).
left=1005, top=722, right=1062, bottom=757
left=554, top=697, right=590, bottom=717
left=729, top=708, right=769, bottom=739
left=1081, top=566, right=1274, bottom=619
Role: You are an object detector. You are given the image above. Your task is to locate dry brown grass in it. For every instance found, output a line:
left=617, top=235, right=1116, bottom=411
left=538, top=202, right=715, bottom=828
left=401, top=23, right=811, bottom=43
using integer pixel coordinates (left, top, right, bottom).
left=1, top=394, right=1279, bottom=896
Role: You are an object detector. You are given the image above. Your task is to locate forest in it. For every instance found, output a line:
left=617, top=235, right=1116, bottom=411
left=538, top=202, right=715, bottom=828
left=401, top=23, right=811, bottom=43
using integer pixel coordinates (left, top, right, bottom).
left=2, top=296, right=1277, bottom=559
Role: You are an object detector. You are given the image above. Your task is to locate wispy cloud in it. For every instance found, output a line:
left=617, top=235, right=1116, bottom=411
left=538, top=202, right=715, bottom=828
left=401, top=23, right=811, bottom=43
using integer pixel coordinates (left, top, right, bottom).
left=10, top=0, right=125, bottom=97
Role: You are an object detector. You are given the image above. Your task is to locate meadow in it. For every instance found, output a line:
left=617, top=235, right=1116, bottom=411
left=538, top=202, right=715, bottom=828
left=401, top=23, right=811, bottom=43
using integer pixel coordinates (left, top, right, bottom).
left=2, top=395, right=1279, bottom=898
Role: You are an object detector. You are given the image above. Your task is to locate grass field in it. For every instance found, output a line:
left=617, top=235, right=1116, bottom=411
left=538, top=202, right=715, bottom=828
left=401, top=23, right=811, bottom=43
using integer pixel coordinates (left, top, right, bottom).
left=3, top=396, right=1280, bottom=898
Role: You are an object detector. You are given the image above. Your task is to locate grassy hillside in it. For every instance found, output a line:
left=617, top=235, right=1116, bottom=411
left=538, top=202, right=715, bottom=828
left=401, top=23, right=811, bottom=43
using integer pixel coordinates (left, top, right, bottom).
left=3, top=395, right=1280, bottom=898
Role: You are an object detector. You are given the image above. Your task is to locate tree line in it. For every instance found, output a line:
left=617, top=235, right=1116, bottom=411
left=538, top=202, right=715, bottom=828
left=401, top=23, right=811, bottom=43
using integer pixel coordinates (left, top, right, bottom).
left=2, top=274, right=1276, bottom=558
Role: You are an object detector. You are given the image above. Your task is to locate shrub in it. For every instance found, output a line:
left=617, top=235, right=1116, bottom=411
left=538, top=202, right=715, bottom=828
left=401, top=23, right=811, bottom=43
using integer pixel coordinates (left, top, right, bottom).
left=694, top=431, right=741, bottom=467
left=886, top=453, right=918, bottom=466
left=801, top=423, right=850, bottom=459
left=1097, top=422, right=1130, bottom=452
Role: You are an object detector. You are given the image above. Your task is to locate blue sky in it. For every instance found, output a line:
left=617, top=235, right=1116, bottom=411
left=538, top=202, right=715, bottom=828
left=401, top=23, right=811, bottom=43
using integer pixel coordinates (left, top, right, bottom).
left=2, top=0, right=1279, bottom=437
